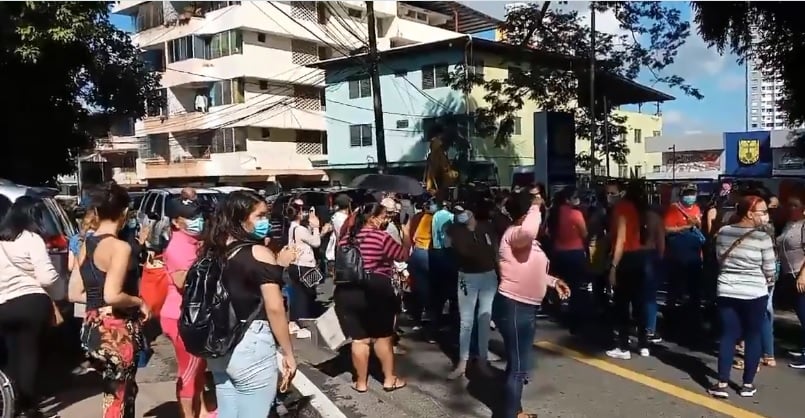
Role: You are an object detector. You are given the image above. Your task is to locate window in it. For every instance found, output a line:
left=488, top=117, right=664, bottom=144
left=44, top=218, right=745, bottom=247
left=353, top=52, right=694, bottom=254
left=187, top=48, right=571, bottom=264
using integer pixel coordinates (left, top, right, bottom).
left=349, top=124, right=372, bottom=147
left=633, top=128, right=642, bottom=144
left=261, top=128, right=271, bottom=138
left=135, top=2, right=164, bottom=32
left=207, top=1, right=241, bottom=12
left=618, top=165, right=628, bottom=178
left=146, top=89, right=167, bottom=117
left=259, top=80, right=268, bottom=90
left=212, top=128, right=247, bottom=153
left=653, top=165, right=661, bottom=173
left=346, top=8, right=363, bottom=19
left=471, top=59, right=484, bottom=77
left=209, top=30, right=243, bottom=59
left=513, top=117, right=522, bottom=135
left=508, top=66, right=523, bottom=80
left=167, top=35, right=197, bottom=63
left=257, top=33, right=266, bottom=43
left=317, top=46, right=331, bottom=60
left=422, top=64, right=448, bottom=89
left=652, top=130, right=661, bottom=137
left=396, top=119, right=409, bottom=129
left=348, top=78, right=371, bottom=99
left=140, top=49, right=165, bottom=72
left=634, top=165, right=642, bottom=178
left=209, top=78, right=245, bottom=106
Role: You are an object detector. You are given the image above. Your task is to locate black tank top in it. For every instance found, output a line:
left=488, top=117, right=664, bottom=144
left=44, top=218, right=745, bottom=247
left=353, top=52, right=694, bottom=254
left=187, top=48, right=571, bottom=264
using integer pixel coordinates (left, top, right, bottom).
left=80, top=234, right=140, bottom=311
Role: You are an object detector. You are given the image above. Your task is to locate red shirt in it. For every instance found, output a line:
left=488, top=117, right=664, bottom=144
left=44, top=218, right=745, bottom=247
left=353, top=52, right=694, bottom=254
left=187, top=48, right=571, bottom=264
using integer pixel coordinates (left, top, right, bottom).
left=611, top=201, right=642, bottom=252
left=553, top=204, right=586, bottom=251
left=664, top=203, right=701, bottom=228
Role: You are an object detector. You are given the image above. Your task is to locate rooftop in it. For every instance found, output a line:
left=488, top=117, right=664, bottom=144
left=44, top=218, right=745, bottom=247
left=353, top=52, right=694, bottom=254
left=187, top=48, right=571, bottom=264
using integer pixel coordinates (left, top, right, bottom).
left=401, top=1, right=502, bottom=34
left=308, top=37, right=674, bottom=106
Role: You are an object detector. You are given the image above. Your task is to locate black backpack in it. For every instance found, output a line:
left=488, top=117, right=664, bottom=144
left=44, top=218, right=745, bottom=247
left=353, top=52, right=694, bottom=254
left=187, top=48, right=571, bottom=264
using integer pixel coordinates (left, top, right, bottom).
left=179, top=241, right=261, bottom=358
left=333, top=235, right=368, bottom=285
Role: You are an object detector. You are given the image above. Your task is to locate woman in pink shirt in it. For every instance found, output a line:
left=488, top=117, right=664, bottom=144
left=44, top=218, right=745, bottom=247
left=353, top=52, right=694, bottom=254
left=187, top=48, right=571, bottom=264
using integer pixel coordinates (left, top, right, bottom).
left=496, top=191, right=570, bottom=418
left=159, top=198, right=215, bottom=418
left=546, top=186, right=589, bottom=334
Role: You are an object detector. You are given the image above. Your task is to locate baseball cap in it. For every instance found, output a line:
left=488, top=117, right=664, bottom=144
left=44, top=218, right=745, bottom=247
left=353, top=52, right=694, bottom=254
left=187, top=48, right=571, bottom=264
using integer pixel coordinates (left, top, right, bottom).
left=167, top=198, right=202, bottom=219
left=381, top=197, right=398, bottom=213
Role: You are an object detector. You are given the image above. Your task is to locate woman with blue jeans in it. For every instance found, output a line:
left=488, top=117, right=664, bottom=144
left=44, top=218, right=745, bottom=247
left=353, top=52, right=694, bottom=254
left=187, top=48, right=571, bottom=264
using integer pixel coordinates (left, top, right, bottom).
left=446, top=210, right=498, bottom=379
left=709, top=195, right=775, bottom=399
left=776, top=197, right=805, bottom=367
left=496, top=191, right=570, bottom=418
left=201, top=191, right=299, bottom=417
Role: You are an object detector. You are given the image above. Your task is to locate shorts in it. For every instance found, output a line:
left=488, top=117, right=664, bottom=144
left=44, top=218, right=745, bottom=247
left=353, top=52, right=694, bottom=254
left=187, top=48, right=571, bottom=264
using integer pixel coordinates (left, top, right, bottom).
left=333, top=273, right=399, bottom=340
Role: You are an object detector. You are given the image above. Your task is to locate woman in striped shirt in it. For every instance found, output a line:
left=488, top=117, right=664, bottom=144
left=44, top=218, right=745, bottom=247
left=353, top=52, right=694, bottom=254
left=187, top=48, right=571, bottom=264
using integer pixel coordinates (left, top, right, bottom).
left=335, top=202, right=412, bottom=393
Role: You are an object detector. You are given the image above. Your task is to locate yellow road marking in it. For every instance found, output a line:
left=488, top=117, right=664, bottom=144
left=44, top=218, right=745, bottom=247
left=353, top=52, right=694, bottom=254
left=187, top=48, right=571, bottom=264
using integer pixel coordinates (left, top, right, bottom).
left=534, top=341, right=768, bottom=418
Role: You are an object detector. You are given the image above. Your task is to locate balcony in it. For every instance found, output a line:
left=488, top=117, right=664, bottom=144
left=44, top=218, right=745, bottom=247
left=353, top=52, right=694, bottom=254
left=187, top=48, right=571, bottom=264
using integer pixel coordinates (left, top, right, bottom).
left=161, top=54, right=323, bottom=89
left=110, top=1, right=149, bottom=15
left=387, top=15, right=463, bottom=44
left=96, top=136, right=140, bottom=152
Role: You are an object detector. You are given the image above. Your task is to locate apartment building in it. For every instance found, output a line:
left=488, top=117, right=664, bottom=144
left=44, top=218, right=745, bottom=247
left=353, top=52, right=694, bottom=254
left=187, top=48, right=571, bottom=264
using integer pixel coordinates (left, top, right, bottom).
left=746, top=59, right=790, bottom=131
left=110, top=1, right=492, bottom=187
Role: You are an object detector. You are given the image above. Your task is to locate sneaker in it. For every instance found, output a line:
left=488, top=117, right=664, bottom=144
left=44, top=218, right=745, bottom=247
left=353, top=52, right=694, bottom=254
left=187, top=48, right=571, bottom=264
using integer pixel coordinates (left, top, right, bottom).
left=295, top=328, right=312, bottom=339
left=605, top=348, right=631, bottom=360
left=289, top=322, right=301, bottom=334
left=639, top=348, right=650, bottom=357
left=739, top=384, right=757, bottom=397
left=789, top=359, right=805, bottom=369
left=707, top=383, right=729, bottom=399
left=490, top=321, right=496, bottom=330
left=788, top=349, right=804, bottom=357
left=647, top=334, right=663, bottom=344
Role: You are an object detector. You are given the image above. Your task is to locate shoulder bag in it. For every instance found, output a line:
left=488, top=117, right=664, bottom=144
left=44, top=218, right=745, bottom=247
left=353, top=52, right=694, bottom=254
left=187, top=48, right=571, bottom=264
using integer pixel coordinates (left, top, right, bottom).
left=292, top=226, right=324, bottom=289
left=717, top=229, right=758, bottom=268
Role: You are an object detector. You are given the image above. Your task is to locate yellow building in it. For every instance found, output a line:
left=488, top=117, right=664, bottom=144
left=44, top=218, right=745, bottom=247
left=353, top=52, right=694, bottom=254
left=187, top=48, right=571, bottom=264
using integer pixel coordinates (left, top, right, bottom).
left=467, top=42, right=665, bottom=184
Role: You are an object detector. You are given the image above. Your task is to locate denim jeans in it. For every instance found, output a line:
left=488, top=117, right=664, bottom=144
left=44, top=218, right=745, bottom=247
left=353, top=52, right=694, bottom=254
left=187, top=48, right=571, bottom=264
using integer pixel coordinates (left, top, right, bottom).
left=408, top=248, right=430, bottom=322
left=430, top=248, right=458, bottom=322
left=457, top=270, right=497, bottom=361
left=761, top=286, right=775, bottom=357
left=208, top=320, right=278, bottom=418
left=717, top=296, right=767, bottom=384
left=795, top=286, right=805, bottom=352
left=644, top=251, right=662, bottom=334
left=494, top=293, right=539, bottom=418
left=551, top=249, right=590, bottom=330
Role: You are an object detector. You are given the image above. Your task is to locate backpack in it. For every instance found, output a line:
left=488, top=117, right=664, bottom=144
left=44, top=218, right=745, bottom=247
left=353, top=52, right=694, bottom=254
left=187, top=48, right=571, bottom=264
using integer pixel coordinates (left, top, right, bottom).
left=333, top=235, right=369, bottom=286
left=179, top=241, right=261, bottom=358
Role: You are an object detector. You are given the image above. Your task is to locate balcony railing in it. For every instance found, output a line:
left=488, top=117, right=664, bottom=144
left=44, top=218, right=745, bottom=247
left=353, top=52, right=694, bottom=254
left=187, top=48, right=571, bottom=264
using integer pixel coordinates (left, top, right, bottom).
left=295, top=142, right=323, bottom=155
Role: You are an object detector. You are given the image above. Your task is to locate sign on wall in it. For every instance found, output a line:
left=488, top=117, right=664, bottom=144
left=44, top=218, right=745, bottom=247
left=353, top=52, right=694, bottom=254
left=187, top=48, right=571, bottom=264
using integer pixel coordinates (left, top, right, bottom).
left=662, top=151, right=721, bottom=173
left=723, top=131, right=772, bottom=177
left=773, top=147, right=805, bottom=176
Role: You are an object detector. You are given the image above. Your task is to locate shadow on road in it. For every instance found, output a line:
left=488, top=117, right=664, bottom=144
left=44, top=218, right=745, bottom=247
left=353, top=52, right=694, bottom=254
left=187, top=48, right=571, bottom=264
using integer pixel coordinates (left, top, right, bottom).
left=143, top=401, right=179, bottom=418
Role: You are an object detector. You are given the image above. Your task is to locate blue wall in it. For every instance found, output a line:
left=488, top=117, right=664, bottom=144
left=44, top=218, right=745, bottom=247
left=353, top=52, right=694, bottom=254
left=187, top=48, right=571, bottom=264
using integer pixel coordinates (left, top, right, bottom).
left=323, top=49, right=466, bottom=168
left=723, top=130, right=773, bottom=178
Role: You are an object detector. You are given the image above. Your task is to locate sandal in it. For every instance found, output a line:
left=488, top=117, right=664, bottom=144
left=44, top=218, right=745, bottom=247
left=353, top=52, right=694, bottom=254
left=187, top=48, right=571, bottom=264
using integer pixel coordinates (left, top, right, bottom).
left=762, top=357, right=777, bottom=367
left=733, top=358, right=745, bottom=370
left=351, top=384, right=368, bottom=394
left=382, top=377, right=407, bottom=392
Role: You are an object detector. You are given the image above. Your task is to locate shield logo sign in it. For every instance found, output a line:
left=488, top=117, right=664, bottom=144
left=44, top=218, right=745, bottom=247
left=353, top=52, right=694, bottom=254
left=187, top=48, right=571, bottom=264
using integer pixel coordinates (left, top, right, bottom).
left=738, top=139, right=760, bottom=165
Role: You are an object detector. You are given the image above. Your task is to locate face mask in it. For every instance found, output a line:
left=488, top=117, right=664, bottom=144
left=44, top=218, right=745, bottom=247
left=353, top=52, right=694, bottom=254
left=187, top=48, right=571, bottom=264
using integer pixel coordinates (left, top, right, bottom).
left=606, top=195, right=620, bottom=205
left=569, top=197, right=581, bottom=207
left=252, top=218, right=271, bottom=239
left=759, top=214, right=770, bottom=225
left=681, top=196, right=697, bottom=206
left=126, top=218, right=137, bottom=229
left=428, top=203, right=438, bottom=213
left=185, top=217, right=204, bottom=235
left=456, top=212, right=470, bottom=224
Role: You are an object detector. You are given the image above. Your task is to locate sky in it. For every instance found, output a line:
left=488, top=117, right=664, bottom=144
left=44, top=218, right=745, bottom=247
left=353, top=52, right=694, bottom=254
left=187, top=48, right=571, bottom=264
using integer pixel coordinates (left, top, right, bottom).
left=462, top=1, right=747, bottom=136
left=109, top=1, right=746, bottom=136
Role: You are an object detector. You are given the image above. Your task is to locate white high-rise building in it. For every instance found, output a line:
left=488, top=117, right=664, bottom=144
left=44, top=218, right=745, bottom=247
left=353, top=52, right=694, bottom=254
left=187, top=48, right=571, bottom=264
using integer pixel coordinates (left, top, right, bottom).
left=746, top=58, right=788, bottom=131
left=104, top=1, right=492, bottom=187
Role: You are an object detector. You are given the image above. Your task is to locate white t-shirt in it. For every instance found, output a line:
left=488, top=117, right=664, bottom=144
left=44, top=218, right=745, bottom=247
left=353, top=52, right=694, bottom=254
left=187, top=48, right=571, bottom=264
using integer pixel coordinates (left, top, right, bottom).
left=326, top=211, right=349, bottom=261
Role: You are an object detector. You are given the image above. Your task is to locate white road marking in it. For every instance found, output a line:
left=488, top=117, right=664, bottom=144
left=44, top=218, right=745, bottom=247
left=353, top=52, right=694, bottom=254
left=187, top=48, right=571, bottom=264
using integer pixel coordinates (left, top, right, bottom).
left=278, top=353, right=348, bottom=418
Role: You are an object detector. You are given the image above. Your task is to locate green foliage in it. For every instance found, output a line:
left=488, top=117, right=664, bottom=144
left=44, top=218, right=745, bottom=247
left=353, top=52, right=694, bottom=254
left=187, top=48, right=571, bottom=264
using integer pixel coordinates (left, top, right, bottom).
left=693, top=2, right=805, bottom=151
left=445, top=1, right=700, bottom=169
left=0, top=2, right=160, bottom=185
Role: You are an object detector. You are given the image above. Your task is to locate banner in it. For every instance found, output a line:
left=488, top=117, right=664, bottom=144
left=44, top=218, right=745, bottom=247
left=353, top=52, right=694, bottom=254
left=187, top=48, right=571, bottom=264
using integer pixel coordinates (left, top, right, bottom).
left=772, top=147, right=805, bottom=176
left=533, top=111, right=576, bottom=187
left=723, top=131, right=772, bottom=178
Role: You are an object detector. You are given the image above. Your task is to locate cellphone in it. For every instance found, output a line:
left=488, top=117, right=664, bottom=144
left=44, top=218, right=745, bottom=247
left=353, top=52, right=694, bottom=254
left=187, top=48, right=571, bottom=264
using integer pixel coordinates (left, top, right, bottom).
left=309, top=207, right=316, bottom=214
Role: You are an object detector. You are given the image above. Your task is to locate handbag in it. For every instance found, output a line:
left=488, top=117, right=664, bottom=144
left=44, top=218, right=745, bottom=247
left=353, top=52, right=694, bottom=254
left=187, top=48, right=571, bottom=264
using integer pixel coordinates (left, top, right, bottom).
left=0, top=241, right=63, bottom=326
left=291, top=226, right=324, bottom=289
left=140, top=252, right=170, bottom=318
left=673, top=204, right=706, bottom=245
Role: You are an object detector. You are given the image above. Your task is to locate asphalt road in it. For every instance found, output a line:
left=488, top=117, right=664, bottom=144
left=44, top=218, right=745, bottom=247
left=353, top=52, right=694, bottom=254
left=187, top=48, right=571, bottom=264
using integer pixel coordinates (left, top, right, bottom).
left=291, top=281, right=803, bottom=418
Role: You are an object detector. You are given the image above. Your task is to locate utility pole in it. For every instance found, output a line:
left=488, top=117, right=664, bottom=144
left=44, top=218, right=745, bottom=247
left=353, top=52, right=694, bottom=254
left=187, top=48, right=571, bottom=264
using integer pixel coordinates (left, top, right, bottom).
left=603, top=95, right=611, bottom=178
left=366, top=1, right=387, bottom=173
left=588, top=2, right=597, bottom=184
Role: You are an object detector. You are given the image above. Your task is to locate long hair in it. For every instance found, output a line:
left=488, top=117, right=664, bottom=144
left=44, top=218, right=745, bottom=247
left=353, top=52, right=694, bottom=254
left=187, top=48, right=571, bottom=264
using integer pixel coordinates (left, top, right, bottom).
left=623, top=182, right=650, bottom=245
left=730, top=195, right=764, bottom=224
left=348, top=203, right=384, bottom=239
left=85, top=181, right=130, bottom=222
left=0, top=196, right=49, bottom=241
left=547, top=186, right=577, bottom=238
left=200, top=190, right=264, bottom=258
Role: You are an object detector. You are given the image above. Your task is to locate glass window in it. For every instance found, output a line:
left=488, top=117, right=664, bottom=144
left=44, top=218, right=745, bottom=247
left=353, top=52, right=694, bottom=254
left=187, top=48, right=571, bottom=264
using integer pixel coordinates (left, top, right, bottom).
left=633, top=128, right=642, bottom=144
left=348, top=78, right=371, bottom=99
left=349, top=124, right=372, bottom=147
left=513, top=117, right=522, bottom=135
left=422, top=64, right=449, bottom=89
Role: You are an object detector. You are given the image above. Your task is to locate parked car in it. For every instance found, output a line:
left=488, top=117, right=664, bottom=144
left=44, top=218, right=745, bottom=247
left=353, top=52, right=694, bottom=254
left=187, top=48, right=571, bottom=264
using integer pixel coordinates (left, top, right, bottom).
left=0, top=181, right=78, bottom=307
left=136, top=188, right=223, bottom=251
left=211, top=186, right=256, bottom=194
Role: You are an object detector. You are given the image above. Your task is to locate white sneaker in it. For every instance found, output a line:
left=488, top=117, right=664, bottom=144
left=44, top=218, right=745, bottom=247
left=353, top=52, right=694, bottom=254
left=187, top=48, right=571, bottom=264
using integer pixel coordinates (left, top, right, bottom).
left=606, top=348, right=632, bottom=360
left=295, top=328, right=312, bottom=339
left=289, top=322, right=301, bottom=334
left=490, top=321, right=496, bottom=330
left=639, top=348, right=650, bottom=357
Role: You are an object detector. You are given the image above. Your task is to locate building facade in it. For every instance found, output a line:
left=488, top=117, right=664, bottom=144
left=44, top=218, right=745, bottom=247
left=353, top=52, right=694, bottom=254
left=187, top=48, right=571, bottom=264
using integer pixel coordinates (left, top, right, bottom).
left=110, top=1, right=494, bottom=187
left=311, top=38, right=672, bottom=186
left=746, top=58, right=790, bottom=131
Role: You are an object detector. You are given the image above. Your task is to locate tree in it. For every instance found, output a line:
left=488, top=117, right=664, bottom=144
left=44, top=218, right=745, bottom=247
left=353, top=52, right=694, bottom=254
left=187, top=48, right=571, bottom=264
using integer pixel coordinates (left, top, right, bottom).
left=692, top=2, right=805, bottom=151
left=445, top=2, right=701, bottom=170
left=0, top=2, right=160, bottom=185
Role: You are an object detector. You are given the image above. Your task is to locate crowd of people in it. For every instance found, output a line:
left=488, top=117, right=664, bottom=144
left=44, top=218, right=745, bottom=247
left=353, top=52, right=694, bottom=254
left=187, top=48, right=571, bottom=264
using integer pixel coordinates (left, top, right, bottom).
left=1, top=176, right=805, bottom=418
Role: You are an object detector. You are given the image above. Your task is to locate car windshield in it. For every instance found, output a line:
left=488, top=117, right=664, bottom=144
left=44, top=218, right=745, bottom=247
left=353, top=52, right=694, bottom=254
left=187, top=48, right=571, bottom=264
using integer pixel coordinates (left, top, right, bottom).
left=39, top=198, right=77, bottom=239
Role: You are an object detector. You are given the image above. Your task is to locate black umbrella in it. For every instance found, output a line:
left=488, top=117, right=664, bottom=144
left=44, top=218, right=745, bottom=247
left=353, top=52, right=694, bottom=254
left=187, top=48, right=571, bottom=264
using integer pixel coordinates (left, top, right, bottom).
left=349, top=174, right=425, bottom=196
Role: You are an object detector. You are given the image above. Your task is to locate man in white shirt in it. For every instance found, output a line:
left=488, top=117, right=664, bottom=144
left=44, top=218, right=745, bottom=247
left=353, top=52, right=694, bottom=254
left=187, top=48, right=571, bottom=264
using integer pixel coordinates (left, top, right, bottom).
left=325, top=194, right=351, bottom=261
